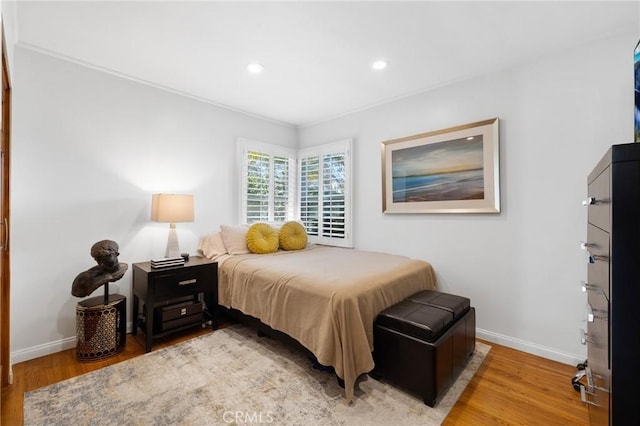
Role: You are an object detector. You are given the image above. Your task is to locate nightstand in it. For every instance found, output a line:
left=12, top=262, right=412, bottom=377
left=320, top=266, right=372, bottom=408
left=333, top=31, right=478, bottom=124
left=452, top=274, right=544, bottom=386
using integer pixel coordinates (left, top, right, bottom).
left=132, top=256, right=218, bottom=352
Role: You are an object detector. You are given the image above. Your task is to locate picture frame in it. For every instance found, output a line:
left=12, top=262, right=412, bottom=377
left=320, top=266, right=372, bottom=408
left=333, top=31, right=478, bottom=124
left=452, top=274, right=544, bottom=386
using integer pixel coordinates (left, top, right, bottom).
left=381, top=118, right=500, bottom=214
left=634, top=39, right=640, bottom=142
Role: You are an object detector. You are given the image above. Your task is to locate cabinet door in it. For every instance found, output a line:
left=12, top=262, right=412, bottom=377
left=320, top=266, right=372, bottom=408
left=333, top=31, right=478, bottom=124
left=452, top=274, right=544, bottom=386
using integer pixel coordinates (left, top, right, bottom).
left=586, top=223, right=610, bottom=425
left=587, top=166, right=610, bottom=232
left=0, top=37, right=11, bottom=388
left=586, top=224, right=610, bottom=301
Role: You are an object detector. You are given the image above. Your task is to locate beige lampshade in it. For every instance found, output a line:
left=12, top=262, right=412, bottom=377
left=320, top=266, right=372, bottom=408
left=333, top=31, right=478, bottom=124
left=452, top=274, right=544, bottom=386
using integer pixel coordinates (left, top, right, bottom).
left=151, top=194, right=194, bottom=223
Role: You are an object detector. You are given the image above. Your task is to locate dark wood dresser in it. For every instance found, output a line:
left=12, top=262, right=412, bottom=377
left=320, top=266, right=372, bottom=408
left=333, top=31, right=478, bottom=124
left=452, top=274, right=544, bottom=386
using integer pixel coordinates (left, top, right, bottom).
left=583, top=142, right=640, bottom=424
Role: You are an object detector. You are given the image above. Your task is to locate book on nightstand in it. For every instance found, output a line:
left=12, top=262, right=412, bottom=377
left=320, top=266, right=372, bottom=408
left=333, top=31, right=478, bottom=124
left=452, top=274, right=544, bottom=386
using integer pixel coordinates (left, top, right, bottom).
left=150, top=257, right=185, bottom=268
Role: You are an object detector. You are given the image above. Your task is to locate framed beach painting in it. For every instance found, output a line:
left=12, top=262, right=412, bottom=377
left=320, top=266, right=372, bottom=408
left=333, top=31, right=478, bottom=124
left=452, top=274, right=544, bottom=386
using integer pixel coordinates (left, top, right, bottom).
left=381, top=118, right=500, bottom=214
left=635, top=39, right=640, bottom=142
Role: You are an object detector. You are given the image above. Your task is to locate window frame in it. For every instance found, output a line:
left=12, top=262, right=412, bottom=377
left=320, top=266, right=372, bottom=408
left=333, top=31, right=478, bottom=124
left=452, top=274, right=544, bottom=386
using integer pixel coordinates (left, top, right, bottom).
left=238, top=138, right=297, bottom=224
left=298, top=139, right=353, bottom=248
left=238, top=138, right=353, bottom=248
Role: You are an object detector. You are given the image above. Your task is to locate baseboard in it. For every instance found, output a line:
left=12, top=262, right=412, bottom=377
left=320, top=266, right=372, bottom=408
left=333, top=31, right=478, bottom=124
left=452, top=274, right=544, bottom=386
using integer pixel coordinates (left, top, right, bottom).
left=10, top=321, right=134, bottom=365
left=477, top=328, right=586, bottom=366
left=11, top=324, right=586, bottom=367
left=11, top=335, right=77, bottom=364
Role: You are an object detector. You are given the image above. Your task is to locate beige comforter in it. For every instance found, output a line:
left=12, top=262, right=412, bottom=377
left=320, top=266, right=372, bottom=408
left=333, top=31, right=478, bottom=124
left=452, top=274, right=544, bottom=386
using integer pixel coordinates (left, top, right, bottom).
left=218, top=245, right=437, bottom=401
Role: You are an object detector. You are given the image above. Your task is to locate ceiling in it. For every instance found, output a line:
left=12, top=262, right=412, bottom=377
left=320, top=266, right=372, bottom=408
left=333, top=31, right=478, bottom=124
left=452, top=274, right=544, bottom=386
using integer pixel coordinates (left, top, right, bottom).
left=7, top=1, right=639, bottom=127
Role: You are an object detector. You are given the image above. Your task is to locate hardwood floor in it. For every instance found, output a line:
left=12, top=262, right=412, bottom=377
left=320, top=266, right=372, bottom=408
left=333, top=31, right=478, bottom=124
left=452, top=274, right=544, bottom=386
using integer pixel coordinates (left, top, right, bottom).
left=2, top=324, right=588, bottom=425
left=444, top=342, right=589, bottom=425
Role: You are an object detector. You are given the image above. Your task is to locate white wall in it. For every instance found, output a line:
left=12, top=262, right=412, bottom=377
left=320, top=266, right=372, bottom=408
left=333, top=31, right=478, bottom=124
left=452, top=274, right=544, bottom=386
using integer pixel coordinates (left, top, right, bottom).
left=298, top=31, right=638, bottom=364
left=9, top=26, right=639, bottom=367
left=10, top=47, right=296, bottom=362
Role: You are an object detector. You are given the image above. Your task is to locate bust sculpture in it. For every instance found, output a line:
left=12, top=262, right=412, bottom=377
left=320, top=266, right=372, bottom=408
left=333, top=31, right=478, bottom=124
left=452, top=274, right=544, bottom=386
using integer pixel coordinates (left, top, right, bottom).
left=71, top=240, right=128, bottom=298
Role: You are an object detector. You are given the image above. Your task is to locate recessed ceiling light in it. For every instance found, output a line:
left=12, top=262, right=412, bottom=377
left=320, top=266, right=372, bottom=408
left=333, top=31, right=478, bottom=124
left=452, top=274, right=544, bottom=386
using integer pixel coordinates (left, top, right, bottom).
left=372, top=60, right=388, bottom=70
left=467, top=136, right=474, bottom=140
left=247, top=63, right=264, bottom=74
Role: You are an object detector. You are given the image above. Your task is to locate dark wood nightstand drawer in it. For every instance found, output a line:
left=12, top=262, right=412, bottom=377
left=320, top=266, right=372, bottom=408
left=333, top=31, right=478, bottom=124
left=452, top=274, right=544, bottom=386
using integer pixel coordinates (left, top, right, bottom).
left=153, top=300, right=203, bottom=333
left=154, top=267, right=210, bottom=297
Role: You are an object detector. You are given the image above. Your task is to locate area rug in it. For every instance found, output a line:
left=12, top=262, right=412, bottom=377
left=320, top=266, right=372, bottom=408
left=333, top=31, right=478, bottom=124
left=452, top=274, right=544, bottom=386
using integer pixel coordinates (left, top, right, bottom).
left=24, top=324, right=490, bottom=425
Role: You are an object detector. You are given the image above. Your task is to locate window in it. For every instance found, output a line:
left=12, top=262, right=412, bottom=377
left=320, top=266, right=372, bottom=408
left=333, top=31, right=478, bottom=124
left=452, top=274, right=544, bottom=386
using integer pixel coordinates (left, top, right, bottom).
left=299, top=156, right=320, bottom=235
left=240, top=139, right=296, bottom=224
left=299, top=140, right=352, bottom=247
left=239, top=138, right=352, bottom=247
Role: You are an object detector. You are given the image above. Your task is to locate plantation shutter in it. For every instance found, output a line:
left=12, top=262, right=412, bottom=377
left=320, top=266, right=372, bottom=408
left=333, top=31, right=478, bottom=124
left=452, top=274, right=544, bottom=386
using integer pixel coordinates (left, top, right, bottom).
left=240, top=140, right=296, bottom=224
left=321, top=152, right=346, bottom=239
left=246, top=151, right=270, bottom=223
left=273, top=155, right=293, bottom=221
left=298, top=139, right=352, bottom=247
left=300, top=156, right=320, bottom=236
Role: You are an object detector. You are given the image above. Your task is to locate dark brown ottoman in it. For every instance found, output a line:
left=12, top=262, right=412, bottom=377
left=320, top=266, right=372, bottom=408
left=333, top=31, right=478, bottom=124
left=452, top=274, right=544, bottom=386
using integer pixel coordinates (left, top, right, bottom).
left=372, top=290, right=476, bottom=407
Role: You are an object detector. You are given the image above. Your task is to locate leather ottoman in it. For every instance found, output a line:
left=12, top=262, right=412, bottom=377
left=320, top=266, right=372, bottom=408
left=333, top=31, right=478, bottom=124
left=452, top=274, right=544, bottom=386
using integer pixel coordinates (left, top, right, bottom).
left=372, top=290, right=476, bottom=407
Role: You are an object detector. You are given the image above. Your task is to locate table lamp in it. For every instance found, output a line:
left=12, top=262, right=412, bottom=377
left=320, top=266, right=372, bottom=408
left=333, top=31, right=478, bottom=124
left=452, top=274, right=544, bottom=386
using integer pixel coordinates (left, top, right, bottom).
left=151, top=193, right=194, bottom=258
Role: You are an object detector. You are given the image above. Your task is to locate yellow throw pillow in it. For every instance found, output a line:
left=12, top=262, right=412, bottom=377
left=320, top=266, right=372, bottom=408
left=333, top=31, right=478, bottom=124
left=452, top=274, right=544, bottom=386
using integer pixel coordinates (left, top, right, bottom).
left=279, top=221, right=308, bottom=251
left=246, top=223, right=279, bottom=254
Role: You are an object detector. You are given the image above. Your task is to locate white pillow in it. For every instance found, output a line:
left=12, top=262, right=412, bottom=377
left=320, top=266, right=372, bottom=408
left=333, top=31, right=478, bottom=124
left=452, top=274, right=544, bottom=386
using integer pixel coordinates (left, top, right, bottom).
left=220, top=224, right=250, bottom=255
left=198, top=232, right=228, bottom=259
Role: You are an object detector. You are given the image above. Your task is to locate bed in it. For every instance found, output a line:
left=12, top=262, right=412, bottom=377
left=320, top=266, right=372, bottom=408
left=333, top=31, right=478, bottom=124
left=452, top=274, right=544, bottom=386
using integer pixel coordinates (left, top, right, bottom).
left=213, top=243, right=437, bottom=401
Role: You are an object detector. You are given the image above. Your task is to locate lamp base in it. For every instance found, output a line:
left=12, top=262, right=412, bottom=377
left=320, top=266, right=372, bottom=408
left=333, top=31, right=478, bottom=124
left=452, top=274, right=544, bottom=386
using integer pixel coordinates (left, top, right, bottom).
left=165, top=224, right=181, bottom=258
